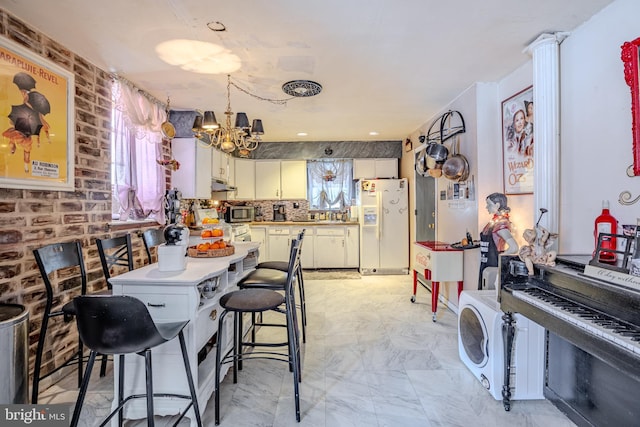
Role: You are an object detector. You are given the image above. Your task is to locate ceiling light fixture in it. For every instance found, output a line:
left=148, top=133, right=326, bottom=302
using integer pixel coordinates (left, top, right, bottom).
left=282, top=80, right=323, bottom=97
left=193, top=74, right=264, bottom=155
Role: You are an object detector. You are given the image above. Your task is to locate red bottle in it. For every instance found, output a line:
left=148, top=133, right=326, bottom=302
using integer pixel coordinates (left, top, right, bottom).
left=594, top=200, right=618, bottom=263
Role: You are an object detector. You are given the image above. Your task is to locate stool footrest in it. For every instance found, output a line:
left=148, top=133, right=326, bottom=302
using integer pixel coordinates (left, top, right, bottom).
left=100, top=393, right=195, bottom=427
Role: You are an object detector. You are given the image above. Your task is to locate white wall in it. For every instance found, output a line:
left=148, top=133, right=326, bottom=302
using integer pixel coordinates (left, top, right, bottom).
left=559, top=0, right=640, bottom=254
left=496, top=62, right=535, bottom=246
left=403, top=0, right=640, bottom=307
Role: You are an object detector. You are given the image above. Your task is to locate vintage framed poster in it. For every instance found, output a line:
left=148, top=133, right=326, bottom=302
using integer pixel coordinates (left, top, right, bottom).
left=501, top=86, right=533, bottom=195
left=0, top=37, right=75, bottom=191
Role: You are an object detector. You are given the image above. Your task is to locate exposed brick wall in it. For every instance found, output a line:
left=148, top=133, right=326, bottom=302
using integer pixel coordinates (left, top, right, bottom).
left=0, top=10, right=171, bottom=390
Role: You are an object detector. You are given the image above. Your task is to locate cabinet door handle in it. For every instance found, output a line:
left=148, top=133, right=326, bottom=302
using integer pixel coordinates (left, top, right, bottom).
left=210, top=309, right=217, bottom=320
left=147, top=302, right=166, bottom=308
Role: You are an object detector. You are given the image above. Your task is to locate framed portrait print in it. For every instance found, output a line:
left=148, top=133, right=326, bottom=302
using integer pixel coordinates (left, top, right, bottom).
left=501, top=86, right=533, bottom=195
left=0, top=37, right=75, bottom=191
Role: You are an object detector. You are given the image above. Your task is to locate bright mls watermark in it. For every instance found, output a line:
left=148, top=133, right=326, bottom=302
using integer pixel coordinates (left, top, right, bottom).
left=0, top=405, right=69, bottom=426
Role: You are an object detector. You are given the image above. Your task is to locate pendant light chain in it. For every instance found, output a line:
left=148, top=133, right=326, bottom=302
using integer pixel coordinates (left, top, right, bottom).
left=229, top=76, right=293, bottom=106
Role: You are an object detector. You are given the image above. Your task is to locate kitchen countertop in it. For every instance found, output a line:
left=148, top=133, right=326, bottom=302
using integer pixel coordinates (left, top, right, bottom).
left=250, top=220, right=360, bottom=226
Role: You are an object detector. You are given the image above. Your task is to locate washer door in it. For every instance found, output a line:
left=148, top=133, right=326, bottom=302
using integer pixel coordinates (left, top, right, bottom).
left=459, top=305, right=490, bottom=368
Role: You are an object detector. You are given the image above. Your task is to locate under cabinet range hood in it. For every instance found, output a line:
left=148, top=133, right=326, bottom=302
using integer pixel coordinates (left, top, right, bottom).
left=211, top=178, right=237, bottom=192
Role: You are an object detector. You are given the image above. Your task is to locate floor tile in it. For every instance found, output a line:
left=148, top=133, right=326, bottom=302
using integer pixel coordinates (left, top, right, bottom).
left=39, top=273, right=575, bottom=427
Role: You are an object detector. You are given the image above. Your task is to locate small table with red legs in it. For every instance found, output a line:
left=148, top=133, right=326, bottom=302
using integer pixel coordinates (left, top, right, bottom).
left=412, top=241, right=464, bottom=322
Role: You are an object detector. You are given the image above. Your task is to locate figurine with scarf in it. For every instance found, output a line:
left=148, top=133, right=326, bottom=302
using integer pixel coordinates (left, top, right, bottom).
left=478, top=192, right=519, bottom=289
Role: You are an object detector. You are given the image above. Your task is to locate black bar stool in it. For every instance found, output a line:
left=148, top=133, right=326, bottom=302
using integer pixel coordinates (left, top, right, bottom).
left=95, top=234, right=135, bottom=376
left=215, top=238, right=302, bottom=425
left=238, top=230, right=307, bottom=343
left=32, top=241, right=87, bottom=403
left=70, top=295, right=202, bottom=427
left=142, top=228, right=165, bottom=264
left=255, top=229, right=307, bottom=333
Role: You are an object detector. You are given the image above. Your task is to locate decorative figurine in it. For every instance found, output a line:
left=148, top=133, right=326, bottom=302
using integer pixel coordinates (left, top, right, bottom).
left=518, top=208, right=558, bottom=275
left=164, top=223, right=186, bottom=245
left=478, top=192, right=519, bottom=289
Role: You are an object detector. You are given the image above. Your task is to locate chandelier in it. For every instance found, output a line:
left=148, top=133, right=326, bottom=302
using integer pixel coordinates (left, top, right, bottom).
left=192, top=74, right=264, bottom=156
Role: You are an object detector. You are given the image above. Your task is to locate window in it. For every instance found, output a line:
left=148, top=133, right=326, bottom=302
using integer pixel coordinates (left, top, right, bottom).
left=111, top=80, right=166, bottom=222
left=307, top=159, right=353, bottom=210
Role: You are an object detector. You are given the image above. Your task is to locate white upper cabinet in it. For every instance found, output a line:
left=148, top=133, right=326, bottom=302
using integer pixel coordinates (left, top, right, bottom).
left=171, top=137, right=212, bottom=199
left=233, top=158, right=255, bottom=200
left=353, top=158, right=398, bottom=179
left=211, top=148, right=230, bottom=181
left=280, top=160, right=307, bottom=199
left=255, top=161, right=281, bottom=199
left=255, top=160, right=307, bottom=200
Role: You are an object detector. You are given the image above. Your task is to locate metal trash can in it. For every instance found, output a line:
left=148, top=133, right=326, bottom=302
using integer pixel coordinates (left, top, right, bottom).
left=0, top=303, right=29, bottom=404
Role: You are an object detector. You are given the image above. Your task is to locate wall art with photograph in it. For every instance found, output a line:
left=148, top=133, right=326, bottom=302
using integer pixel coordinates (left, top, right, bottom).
left=501, top=86, right=533, bottom=195
left=0, top=37, right=75, bottom=191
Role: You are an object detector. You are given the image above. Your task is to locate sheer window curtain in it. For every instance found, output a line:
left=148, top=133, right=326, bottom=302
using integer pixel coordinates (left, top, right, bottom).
left=307, top=159, right=353, bottom=210
left=111, top=80, right=166, bottom=223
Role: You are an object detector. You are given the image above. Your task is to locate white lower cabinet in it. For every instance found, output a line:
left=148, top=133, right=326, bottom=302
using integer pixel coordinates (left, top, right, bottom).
left=253, top=224, right=358, bottom=269
left=345, top=225, right=359, bottom=267
left=314, top=227, right=346, bottom=268
left=250, top=226, right=267, bottom=263
left=268, top=227, right=291, bottom=262
left=292, top=226, right=314, bottom=269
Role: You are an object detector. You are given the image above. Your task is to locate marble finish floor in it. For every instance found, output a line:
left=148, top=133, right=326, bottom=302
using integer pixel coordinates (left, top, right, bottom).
left=39, top=274, right=576, bottom=426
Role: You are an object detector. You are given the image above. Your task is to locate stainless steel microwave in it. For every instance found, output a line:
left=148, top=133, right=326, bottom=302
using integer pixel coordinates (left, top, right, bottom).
left=224, top=206, right=254, bottom=223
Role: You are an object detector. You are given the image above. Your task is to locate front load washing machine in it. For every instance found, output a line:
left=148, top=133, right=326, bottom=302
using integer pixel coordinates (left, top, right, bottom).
left=458, top=290, right=545, bottom=400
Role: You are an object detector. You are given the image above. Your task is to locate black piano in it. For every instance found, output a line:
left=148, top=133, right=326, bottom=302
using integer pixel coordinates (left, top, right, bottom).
left=500, top=255, right=640, bottom=427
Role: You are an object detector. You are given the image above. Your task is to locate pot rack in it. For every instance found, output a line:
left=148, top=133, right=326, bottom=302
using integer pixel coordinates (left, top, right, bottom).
left=425, top=110, right=466, bottom=144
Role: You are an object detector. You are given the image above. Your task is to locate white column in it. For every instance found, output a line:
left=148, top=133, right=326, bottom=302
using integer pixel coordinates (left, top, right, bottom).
left=525, top=32, right=569, bottom=238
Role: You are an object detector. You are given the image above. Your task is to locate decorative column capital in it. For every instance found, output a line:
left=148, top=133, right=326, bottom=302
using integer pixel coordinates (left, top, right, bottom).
left=525, top=32, right=571, bottom=56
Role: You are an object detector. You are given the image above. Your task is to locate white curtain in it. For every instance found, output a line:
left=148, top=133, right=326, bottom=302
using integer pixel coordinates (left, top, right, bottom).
left=307, top=159, right=353, bottom=210
left=111, top=80, right=166, bottom=223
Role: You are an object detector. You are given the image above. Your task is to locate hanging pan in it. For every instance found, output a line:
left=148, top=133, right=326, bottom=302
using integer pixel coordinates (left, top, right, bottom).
left=160, top=97, right=176, bottom=140
left=426, top=141, right=448, bottom=162
left=442, top=136, right=470, bottom=182
left=415, top=148, right=429, bottom=177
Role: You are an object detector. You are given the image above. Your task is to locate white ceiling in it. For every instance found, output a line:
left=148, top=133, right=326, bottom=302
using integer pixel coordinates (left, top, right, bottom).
left=3, top=0, right=614, bottom=142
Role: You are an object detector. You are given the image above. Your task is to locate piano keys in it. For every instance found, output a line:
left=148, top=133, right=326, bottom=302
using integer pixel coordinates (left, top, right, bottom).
left=500, top=255, right=640, bottom=426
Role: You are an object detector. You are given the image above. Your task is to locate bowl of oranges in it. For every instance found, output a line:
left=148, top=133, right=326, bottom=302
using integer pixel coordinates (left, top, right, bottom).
left=189, top=227, right=234, bottom=257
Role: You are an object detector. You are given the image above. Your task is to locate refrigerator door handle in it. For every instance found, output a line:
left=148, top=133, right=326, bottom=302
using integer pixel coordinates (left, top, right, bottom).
left=376, top=191, right=382, bottom=239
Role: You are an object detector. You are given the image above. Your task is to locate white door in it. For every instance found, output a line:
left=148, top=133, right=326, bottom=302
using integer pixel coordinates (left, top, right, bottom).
left=314, top=235, right=345, bottom=268
left=255, top=161, right=281, bottom=199
left=345, top=225, right=359, bottom=267
left=359, top=204, right=380, bottom=271
left=234, top=159, right=255, bottom=200
left=280, top=161, right=307, bottom=199
left=250, top=226, right=267, bottom=263
left=379, top=179, right=409, bottom=270
left=292, top=227, right=314, bottom=269
left=268, top=227, right=291, bottom=262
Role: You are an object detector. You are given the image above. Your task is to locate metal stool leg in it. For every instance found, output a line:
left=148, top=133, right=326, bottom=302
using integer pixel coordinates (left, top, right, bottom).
left=118, top=355, right=125, bottom=427
left=31, top=312, right=49, bottom=403
left=178, top=331, right=203, bottom=427
left=144, top=350, right=155, bottom=427
left=70, top=351, right=97, bottom=427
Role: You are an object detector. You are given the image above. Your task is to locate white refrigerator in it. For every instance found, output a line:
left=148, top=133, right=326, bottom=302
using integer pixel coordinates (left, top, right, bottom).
left=356, top=178, right=409, bottom=275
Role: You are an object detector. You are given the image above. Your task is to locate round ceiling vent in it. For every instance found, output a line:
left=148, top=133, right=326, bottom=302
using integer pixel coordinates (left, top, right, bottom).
left=282, top=80, right=322, bottom=97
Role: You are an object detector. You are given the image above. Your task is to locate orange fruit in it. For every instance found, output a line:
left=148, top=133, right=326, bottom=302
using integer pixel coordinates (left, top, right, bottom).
left=211, top=242, right=221, bottom=249
left=201, top=230, right=213, bottom=238
left=217, top=241, right=226, bottom=249
left=212, top=229, right=224, bottom=237
left=197, top=243, right=210, bottom=251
